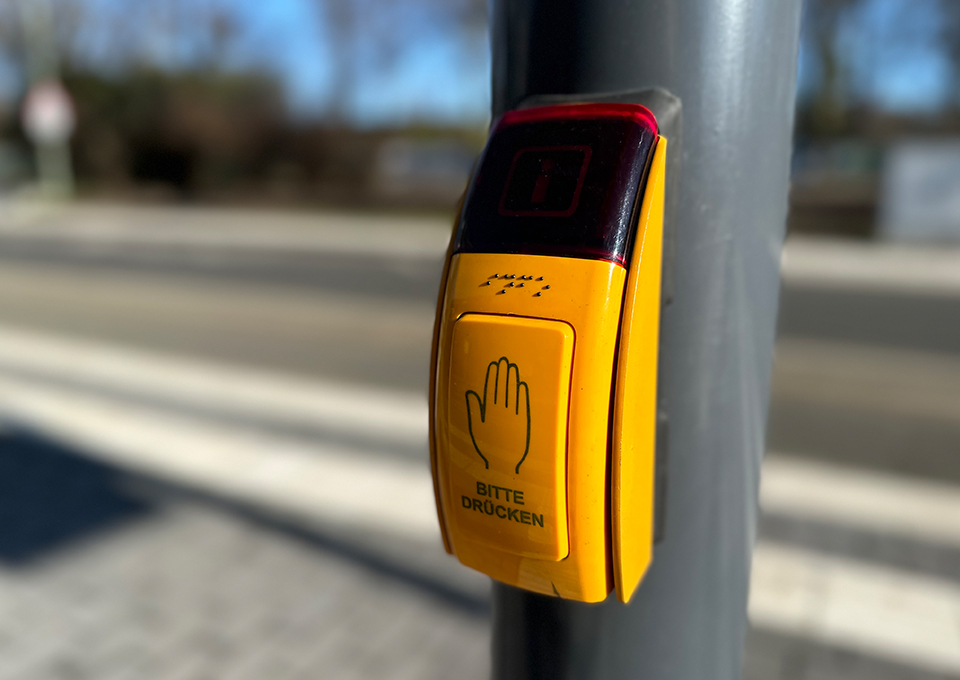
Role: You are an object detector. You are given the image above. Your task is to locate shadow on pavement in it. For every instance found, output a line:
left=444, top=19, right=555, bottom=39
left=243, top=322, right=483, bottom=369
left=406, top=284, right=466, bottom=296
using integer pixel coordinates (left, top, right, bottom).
left=0, top=428, right=154, bottom=564
left=230, top=504, right=490, bottom=618
left=0, top=425, right=488, bottom=617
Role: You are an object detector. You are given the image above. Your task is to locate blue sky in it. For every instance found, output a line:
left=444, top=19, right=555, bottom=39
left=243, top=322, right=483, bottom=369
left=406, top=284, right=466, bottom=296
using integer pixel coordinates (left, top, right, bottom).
left=797, top=0, right=954, bottom=112
left=232, top=0, right=954, bottom=120
left=209, top=0, right=490, bottom=126
left=1, top=0, right=955, bottom=126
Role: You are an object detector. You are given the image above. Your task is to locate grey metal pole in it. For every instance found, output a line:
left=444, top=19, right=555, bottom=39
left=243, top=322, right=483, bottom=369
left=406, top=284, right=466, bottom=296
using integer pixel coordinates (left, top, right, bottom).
left=489, top=1, right=802, bottom=679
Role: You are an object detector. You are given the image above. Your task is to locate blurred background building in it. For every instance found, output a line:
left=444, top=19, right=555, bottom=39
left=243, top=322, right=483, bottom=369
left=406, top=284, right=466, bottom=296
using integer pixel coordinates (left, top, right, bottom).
left=793, top=0, right=960, bottom=240
left=0, top=1, right=957, bottom=680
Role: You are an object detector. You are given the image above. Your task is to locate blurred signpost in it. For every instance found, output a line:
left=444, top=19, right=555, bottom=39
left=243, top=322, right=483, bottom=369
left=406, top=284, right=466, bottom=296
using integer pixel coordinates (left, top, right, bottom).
left=20, top=80, right=75, bottom=198
left=17, top=0, right=75, bottom=198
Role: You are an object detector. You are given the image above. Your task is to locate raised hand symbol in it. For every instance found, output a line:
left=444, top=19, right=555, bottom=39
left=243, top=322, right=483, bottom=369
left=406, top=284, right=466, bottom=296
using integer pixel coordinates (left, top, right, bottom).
left=465, top=357, right=531, bottom=474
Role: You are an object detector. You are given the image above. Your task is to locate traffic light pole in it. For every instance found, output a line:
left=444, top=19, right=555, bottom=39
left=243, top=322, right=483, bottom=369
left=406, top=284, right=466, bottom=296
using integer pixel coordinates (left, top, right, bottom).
left=489, top=1, right=803, bottom=678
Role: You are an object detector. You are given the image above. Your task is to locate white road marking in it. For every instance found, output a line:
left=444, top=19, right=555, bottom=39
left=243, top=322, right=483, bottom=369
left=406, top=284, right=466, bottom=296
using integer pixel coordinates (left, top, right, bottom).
left=0, top=373, right=438, bottom=542
left=750, top=543, right=960, bottom=675
left=11, top=326, right=960, bottom=460
left=762, top=455, right=960, bottom=548
left=0, top=324, right=429, bottom=448
left=781, top=236, right=960, bottom=297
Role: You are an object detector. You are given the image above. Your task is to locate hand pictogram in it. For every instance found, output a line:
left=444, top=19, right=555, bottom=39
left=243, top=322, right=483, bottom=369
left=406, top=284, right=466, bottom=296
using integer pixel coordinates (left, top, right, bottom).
left=465, top=357, right=531, bottom=474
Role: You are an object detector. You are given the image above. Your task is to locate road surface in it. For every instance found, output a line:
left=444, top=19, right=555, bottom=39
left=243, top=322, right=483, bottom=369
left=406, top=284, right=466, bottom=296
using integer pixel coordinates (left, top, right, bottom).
left=0, top=201, right=957, bottom=679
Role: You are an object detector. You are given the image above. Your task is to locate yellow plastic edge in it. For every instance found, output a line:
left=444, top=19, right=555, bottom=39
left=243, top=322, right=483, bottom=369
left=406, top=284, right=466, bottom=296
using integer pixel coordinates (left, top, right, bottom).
left=435, top=253, right=625, bottom=603
left=612, top=137, right=667, bottom=603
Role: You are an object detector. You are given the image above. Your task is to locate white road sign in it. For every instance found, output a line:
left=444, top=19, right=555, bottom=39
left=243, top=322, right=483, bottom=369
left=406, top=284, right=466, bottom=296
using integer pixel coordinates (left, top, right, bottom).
left=21, top=80, right=76, bottom=145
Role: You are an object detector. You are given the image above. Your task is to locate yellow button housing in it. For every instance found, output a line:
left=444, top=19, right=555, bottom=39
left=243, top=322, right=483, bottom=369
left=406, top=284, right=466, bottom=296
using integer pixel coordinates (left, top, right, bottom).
left=446, top=314, right=573, bottom=561
left=432, top=253, right=626, bottom=602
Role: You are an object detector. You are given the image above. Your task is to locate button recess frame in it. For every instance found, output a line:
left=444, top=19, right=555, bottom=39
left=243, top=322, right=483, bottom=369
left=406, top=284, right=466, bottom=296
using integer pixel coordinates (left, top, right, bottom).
left=446, top=314, right=574, bottom=561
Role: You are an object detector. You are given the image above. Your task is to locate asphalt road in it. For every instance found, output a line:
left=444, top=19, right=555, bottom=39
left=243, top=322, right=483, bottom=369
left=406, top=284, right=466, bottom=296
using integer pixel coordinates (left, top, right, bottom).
left=771, top=285, right=960, bottom=484
left=0, top=224, right=957, bottom=483
left=0, top=206, right=958, bottom=679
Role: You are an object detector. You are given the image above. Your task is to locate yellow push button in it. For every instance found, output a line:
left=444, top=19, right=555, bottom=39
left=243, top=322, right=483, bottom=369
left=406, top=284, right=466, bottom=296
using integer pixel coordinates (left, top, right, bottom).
left=446, top=314, right=573, bottom=561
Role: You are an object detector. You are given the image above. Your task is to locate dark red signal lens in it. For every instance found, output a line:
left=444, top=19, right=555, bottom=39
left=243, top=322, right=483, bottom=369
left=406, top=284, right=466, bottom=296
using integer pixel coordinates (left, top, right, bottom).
left=454, top=104, right=659, bottom=266
left=499, top=145, right=592, bottom=217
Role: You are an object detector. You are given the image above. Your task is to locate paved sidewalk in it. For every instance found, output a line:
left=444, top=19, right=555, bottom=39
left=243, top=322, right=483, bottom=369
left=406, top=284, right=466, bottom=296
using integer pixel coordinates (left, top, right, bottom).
left=0, top=431, right=489, bottom=680
left=2, top=427, right=956, bottom=680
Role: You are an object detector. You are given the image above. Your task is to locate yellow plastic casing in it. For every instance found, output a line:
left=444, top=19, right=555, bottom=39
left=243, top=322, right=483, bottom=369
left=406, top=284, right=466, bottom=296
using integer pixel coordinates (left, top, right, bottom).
left=434, top=254, right=624, bottom=602
left=612, top=138, right=667, bottom=603
left=430, top=138, right=667, bottom=603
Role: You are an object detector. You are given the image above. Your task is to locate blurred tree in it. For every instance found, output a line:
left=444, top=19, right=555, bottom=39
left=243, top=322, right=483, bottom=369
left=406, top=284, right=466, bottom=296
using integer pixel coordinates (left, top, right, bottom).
left=0, top=0, right=487, bottom=203
left=797, top=0, right=960, bottom=140
left=0, top=0, right=26, bottom=82
left=797, top=0, right=861, bottom=139
left=937, top=0, right=960, bottom=111
left=64, top=67, right=286, bottom=193
left=315, top=0, right=487, bottom=122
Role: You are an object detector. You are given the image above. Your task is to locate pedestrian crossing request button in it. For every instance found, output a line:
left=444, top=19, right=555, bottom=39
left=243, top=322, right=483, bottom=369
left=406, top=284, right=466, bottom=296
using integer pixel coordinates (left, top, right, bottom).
left=445, top=314, right=573, bottom=561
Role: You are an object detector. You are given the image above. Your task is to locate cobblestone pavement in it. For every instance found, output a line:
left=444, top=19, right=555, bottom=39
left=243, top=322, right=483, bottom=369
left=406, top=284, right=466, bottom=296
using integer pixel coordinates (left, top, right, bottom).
left=0, top=432, right=489, bottom=680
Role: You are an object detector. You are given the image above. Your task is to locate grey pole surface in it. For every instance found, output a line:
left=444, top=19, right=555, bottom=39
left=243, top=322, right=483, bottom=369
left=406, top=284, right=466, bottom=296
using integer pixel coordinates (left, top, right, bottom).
left=489, top=1, right=802, bottom=679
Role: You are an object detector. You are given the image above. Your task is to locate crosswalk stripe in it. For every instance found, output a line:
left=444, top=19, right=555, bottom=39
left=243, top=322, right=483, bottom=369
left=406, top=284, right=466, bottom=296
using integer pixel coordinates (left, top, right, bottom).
left=0, top=324, right=428, bottom=448
left=750, top=543, right=960, bottom=675
left=0, top=373, right=438, bottom=541
left=762, top=455, right=960, bottom=548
